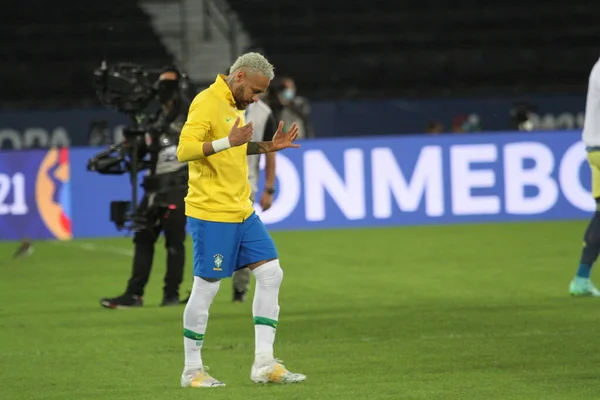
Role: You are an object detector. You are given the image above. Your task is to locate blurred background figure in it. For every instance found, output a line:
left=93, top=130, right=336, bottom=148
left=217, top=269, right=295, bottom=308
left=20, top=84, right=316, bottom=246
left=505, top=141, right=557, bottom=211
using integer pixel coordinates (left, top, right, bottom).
left=425, top=121, right=444, bottom=135
left=88, top=120, right=111, bottom=146
left=451, top=114, right=482, bottom=133
left=264, top=76, right=316, bottom=140
left=510, top=103, right=536, bottom=131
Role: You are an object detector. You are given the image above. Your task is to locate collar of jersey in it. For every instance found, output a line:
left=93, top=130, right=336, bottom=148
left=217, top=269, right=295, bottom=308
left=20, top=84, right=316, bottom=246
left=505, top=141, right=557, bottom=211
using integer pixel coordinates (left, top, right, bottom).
left=210, top=74, right=236, bottom=107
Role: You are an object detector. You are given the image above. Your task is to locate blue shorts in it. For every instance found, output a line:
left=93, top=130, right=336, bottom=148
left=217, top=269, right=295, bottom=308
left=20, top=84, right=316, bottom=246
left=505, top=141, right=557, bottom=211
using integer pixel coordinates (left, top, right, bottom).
left=188, top=212, right=278, bottom=279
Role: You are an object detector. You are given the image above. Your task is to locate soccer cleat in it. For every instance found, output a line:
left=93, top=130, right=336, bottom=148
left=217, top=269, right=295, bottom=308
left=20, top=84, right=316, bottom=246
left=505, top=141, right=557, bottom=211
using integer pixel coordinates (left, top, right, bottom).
left=251, top=360, right=306, bottom=384
left=160, top=296, right=181, bottom=307
left=181, top=367, right=226, bottom=388
left=100, top=293, right=143, bottom=309
left=569, top=277, right=600, bottom=297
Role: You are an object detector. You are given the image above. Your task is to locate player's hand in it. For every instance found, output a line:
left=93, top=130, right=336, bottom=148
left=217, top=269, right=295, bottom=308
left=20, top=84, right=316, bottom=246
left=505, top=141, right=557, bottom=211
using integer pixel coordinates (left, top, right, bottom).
left=272, top=121, right=301, bottom=151
left=228, top=117, right=254, bottom=147
left=260, top=191, right=273, bottom=211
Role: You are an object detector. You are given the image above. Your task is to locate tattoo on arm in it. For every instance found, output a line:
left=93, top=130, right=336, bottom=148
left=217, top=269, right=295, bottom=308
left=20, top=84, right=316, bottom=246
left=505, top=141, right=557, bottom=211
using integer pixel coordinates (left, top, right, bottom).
left=247, top=141, right=272, bottom=155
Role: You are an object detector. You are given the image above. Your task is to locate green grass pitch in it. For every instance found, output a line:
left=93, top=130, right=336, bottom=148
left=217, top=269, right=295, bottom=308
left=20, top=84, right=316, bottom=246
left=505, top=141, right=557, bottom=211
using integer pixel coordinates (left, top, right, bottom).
left=0, top=220, right=598, bottom=400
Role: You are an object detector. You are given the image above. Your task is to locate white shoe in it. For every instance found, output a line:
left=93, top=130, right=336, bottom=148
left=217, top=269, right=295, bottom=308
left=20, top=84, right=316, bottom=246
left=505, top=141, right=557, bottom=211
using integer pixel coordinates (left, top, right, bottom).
left=569, top=277, right=600, bottom=297
left=181, top=367, right=226, bottom=388
left=251, top=359, right=306, bottom=384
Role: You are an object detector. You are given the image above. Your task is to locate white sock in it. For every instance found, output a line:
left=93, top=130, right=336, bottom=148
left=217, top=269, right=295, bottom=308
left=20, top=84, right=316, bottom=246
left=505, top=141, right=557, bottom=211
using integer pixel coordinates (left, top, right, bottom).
left=252, top=260, right=283, bottom=367
left=183, top=276, right=221, bottom=373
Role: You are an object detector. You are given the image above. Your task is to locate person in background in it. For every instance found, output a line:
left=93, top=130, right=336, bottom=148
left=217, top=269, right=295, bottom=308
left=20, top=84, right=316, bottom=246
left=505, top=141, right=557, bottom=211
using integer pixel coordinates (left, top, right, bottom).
left=451, top=113, right=481, bottom=133
left=509, top=103, right=535, bottom=131
left=425, top=121, right=444, bottom=134
left=265, top=76, right=316, bottom=139
left=88, top=120, right=111, bottom=146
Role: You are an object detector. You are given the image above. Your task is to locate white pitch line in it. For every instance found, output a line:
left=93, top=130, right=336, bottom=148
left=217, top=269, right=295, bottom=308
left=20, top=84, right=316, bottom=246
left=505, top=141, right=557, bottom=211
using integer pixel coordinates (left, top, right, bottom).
left=419, top=329, right=583, bottom=340
left=52, top=241, right=134, bottom=257
left=205, top=330, right=587, bottom=351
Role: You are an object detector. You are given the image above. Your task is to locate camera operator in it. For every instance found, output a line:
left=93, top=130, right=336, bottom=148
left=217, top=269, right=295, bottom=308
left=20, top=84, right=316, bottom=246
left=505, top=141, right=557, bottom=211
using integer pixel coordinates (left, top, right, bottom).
left=266, top=76, right=316, bottom=139
left=100, top=67, right=190, bottom=309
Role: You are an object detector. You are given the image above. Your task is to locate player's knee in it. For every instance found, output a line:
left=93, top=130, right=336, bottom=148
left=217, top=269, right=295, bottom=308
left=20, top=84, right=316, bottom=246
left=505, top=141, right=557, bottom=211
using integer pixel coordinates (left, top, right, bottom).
left=254, top=260, right=283, bottom=286
left=586, top=236, right=598, bottom=249
left=192, top=277, right=221, bottom=295
left=584, top=211, right=600, bottom=247
left=585, top=228, right=600, bottom=248
left=274, top=264, right=284, bottom=284
left=268, top=263, right=283, bottom=283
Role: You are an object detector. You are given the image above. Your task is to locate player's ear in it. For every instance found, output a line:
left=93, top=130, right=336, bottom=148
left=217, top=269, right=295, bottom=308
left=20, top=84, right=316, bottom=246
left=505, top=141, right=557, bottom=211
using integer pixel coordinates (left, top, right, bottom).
left=235, top=70, right=245, bottom=83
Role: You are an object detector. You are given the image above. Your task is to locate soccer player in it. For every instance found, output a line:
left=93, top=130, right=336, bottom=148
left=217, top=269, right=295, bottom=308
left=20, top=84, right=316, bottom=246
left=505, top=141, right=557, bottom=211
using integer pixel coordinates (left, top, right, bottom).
left=570, top=55, right=600, bottom=297
left=176, top=52, right=307, bottom=387
left=179, top=97, right=277, bottom=305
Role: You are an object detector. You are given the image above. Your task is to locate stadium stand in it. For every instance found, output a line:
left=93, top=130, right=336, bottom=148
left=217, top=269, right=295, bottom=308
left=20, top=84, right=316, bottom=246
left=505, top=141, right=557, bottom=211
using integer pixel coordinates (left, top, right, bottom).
left=0, top=0, right=174, bottom=108
left=1, top=0, right=598, bottom=107
left=226, top=0, right=600, bottom=100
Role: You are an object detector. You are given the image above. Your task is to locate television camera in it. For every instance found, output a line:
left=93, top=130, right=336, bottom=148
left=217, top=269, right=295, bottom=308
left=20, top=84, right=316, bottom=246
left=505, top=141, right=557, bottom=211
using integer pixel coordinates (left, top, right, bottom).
left=87, top=61, right=191, bottom=232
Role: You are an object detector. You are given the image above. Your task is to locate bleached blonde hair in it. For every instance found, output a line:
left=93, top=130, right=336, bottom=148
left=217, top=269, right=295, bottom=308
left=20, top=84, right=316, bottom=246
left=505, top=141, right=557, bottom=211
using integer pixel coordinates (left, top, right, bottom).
left=229, top=52, right=275, bottom=80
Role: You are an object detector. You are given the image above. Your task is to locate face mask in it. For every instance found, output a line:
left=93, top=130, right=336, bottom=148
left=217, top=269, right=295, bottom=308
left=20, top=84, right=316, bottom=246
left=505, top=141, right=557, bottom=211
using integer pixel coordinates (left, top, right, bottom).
left=282, top=88, right=295, bottom=101
left=157, top=80, right=178, bottom=103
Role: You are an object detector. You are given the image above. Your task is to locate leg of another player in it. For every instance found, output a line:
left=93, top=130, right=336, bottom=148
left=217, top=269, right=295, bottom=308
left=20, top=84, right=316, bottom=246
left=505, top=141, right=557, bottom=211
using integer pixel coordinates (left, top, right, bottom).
left=570, top=198, right=600, bottom=296
left=570, top=151, right=600, bottom=297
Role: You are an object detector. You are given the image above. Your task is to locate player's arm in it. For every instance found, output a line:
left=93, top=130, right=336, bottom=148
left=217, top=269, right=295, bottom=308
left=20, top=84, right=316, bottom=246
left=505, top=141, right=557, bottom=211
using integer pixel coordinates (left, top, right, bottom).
left=178, top=105, right=254, bottom=161
left=246, top=141, right=274, bottom=154
left=177, top=102, right=214, bottom=161
left=247, top=120, right=301, bottom=155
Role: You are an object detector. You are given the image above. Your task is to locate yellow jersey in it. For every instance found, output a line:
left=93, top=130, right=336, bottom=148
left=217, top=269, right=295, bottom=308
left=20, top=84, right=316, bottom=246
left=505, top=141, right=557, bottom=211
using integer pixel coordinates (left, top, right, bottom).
left=176, top=74, right=254, bottom=223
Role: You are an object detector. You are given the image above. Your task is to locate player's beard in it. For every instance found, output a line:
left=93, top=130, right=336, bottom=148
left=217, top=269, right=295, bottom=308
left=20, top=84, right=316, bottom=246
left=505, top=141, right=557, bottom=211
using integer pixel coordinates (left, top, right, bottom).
left=233, top=85, right=250, bottom=110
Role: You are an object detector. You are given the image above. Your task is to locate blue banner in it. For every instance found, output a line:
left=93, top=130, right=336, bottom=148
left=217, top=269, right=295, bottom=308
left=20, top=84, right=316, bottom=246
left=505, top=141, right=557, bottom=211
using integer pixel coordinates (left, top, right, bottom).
left=0, top=130, right=592, bottom=240
left=250, top=130, right=592, bottom=230
left=0, top=148, right=72, bottom=240
left=69, top=149, right=140, bottom=239
left=69, top=130, right=591, bottom=237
